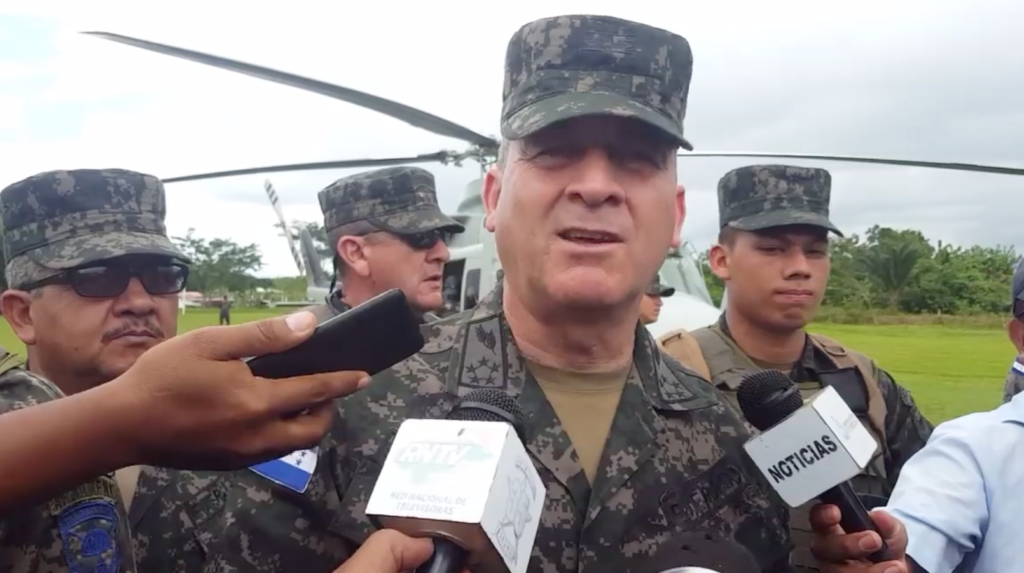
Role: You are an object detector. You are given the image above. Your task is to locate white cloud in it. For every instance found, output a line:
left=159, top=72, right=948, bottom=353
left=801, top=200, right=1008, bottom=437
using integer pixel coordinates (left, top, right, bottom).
left=1, top=0, right=1023, bottom=278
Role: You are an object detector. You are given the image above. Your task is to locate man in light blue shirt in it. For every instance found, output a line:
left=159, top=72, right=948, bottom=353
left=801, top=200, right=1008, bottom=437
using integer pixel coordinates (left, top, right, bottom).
left=880, top=390, right=1024, bottom=572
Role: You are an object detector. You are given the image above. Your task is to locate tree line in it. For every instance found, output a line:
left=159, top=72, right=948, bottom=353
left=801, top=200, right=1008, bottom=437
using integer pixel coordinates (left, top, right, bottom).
left=0, top=220, right=1015, bottom=316
left=699, top=225, right=1019, bottom=315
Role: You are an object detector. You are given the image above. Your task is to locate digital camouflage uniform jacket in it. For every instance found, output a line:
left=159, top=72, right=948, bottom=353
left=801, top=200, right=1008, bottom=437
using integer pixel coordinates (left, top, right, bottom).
left=686, top=316, right=934, bottom=571
left=129, top=467, right=232, bottom=573
left=0, top=361, right=137, bottom=573
left=698, top=316, right=934, bottom=488
left=328, top=284, right=795, bottom=573
left=171, top=290, right=442, bottom=573
left=0, top=364, right=235, bottom=573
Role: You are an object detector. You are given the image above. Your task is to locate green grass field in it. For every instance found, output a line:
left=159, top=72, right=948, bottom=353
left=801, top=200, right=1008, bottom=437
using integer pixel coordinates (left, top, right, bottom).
left=0, top=308, right=1010, bottom=423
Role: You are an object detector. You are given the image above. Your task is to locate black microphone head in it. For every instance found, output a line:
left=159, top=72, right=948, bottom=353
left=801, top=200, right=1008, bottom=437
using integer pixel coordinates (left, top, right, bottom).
left=736, top=369, right=803, bottom=431
left=448, top=389, right=527, bottom=444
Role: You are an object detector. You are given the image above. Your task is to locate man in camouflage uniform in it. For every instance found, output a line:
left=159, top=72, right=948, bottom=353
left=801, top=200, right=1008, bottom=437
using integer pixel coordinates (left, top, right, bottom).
left=0, top=169, right=195, bottom=573
left=327, top=16, right=795, bottom=573
left=205, top=165, right=467, bottom=573
left=658, top=164, right=933, bottom=571
left=1003, top=258, right=1024, bottom=403
left=302, top=165, right=464, bottom=322
left=640, top=274, right=675, bottom=326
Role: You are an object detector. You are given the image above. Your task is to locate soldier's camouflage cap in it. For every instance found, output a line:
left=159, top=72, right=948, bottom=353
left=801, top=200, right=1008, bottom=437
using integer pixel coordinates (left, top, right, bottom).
left=717, top=164, right=843, bottom=236
left=646, top=273, right=675, bottom=297
left=501, top=14, right=694, bottom=150
left=319, top=166, right=464, bottom=235
left=1, top=169, right=188, bottom=271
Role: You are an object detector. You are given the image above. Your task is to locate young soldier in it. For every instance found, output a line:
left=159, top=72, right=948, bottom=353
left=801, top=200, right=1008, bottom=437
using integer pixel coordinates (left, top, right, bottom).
left=659, top=164, right=934, bottom=572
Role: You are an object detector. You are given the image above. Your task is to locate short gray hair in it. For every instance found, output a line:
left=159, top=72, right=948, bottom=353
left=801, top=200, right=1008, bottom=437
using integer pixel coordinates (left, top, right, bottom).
left=496, top=138, right=510, bottom=168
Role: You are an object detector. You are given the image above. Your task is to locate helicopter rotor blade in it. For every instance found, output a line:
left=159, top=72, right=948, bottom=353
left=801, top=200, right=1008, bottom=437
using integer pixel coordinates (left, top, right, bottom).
left=163, top=152, right=452, bottom=184
left=81, top=31, right=498, bottom=150
left=678, top=151, right=1024, bottom=177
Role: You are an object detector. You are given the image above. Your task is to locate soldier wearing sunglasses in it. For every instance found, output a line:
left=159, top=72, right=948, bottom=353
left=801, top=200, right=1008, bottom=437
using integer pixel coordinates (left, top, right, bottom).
left=194, top=166, right=467, bottom=573
left=303, top=165, right=465, bottom=322
left=0, top=169, right=383, bottom=573
left=0, top=169, right=191, bottom=572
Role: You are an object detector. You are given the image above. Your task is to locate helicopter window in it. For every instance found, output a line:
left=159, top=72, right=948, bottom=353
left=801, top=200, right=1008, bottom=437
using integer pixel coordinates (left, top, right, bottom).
left=463, top=268, right=481, bottom=309
left=659, top=243, right=715, bottom=306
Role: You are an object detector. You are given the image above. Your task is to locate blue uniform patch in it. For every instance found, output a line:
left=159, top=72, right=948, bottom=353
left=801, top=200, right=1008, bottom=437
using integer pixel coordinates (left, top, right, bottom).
left=57, top=498, right=121, bottom=573
left=1011, top=360, right=1024, bottom=375
left=249, top=447, right=318, bottom=493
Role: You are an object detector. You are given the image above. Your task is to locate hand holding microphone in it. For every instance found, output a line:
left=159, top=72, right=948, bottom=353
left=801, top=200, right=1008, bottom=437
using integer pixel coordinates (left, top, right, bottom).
left=366, top=389, right=546, bottom=573
left=330, top=530, right=470, bottom=573
left=807, top=504, right=910, bottom=573
left=735, top=370, right=899, bottom=565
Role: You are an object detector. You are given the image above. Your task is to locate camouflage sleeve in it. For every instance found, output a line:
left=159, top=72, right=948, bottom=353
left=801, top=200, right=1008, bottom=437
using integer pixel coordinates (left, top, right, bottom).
left=0, top=368, right=64, bottom=415
left=1002, top=366, right=1024, bottom=403
left=0, top=369, right=64, bottom=539
left=875, top=368, right=934, bottom=487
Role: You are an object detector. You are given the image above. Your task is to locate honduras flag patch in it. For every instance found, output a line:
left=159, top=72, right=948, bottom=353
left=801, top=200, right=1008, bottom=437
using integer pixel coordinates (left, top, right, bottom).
left=1012, top=359, right=1024, bottom=375
left=249, top=448, right=318, bottom=493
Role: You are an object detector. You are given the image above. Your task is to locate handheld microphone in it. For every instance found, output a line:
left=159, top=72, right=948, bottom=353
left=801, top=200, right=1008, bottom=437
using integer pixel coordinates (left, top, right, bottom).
left=639, top=531, right=760, bottom=573
left=736, top=370, right=892, bottom=562
left=365, top=389, right=545, bottom=573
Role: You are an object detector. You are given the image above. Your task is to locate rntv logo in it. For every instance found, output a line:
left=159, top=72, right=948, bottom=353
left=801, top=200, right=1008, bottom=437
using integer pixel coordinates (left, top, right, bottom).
left=394, top=440, right=492, bottom=482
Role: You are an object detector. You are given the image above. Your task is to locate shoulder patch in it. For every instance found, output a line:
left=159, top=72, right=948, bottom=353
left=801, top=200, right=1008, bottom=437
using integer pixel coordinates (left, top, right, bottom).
left=50, top=480, right=123, bottom=573
left=654, top=353, right=718, bottom=411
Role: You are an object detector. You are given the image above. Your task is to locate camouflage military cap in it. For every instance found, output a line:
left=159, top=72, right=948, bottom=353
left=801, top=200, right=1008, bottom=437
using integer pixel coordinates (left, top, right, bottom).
left=717, top=164, right=843, bottom=236
left=501, top=15, right=694, bottom=150
left=1, top=169, right=188, bottom=272
left=318, top=166, right=464, bottom=235
left=646, top=273, right=675, bottom=297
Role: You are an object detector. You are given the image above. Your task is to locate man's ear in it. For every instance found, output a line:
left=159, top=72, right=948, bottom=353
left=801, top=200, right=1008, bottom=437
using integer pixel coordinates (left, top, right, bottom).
left=670, top=183, right=686, bottom=249
left=708, top=243, right=731, bottom=281
left=482, top=165, right=502, bottom=233
left=336, top=236, right=371, bottom=278
left=0, top=290, right=37, bottom=345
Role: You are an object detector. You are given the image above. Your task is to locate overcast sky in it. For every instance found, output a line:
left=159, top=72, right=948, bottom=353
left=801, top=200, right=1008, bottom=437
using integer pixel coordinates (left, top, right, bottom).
left=1, top=1, right=1022, bottom=278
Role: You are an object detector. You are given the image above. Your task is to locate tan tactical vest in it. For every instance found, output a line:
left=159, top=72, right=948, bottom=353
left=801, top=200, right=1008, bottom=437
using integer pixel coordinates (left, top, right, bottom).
left=659, top=326, right=890, bottom=571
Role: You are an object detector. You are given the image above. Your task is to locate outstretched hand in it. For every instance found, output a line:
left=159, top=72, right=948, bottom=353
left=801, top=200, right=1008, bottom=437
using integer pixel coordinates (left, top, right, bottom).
left=113, top=311, right=370, bottom=469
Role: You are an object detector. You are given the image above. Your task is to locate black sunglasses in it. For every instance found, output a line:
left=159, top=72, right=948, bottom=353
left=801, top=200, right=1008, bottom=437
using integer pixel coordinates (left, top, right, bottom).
left=393, top=229, right=451, bottom=250
left=19, top=262, right=189, bottom=299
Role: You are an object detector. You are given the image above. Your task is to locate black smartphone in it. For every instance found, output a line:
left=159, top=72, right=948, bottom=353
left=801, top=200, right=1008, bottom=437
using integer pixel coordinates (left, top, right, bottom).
left=246, top=289, right=425, bottom=379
